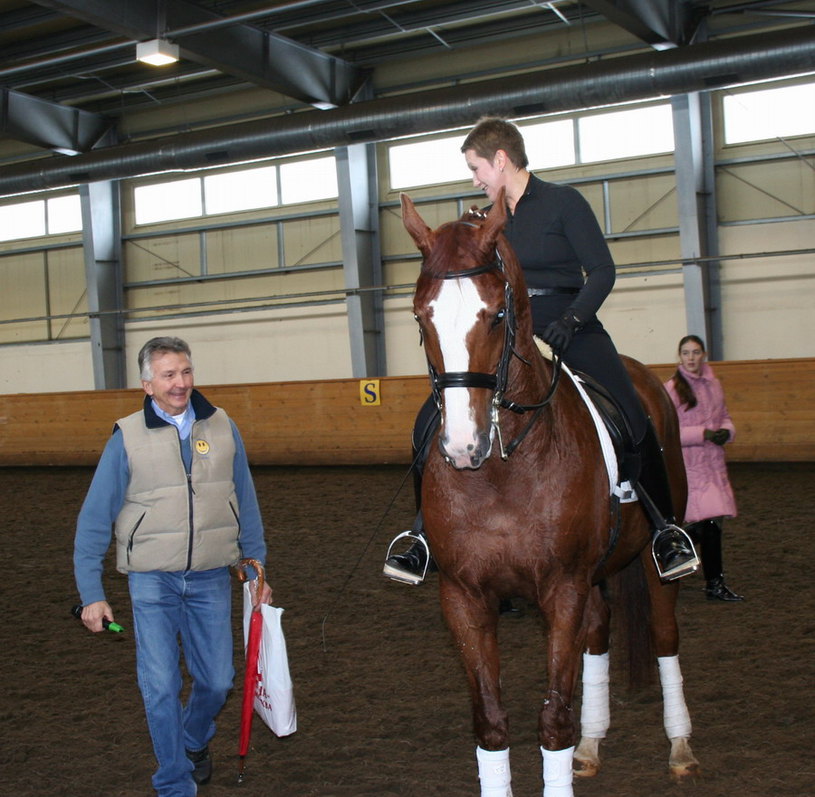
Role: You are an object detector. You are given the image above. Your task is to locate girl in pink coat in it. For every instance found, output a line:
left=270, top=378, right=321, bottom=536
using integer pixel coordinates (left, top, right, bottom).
left=664, top=335, right=744, bottom=601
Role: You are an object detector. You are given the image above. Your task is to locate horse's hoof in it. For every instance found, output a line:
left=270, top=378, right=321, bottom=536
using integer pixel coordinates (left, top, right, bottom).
left=669, top=737, right=700, bottom=782
left=670, top=761, right=701, bottom=782
left=573, top=738, right=601, bottom=778
left=573, top=759, right=599, bottom=778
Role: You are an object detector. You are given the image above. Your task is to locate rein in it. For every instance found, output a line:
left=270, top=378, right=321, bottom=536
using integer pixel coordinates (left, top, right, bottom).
left=423, top=223, right=563, bottom=459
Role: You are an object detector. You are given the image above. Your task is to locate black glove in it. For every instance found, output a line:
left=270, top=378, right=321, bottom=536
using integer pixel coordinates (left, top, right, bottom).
left=705, top=428, right=730, bottom=445
left=542, top=310, right=582, bottom=355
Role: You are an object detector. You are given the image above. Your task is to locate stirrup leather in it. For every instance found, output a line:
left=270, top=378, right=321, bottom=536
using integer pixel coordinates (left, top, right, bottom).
left=651, top=524, right=700, bottom=582
left=383, top=530, right=431, bottom=585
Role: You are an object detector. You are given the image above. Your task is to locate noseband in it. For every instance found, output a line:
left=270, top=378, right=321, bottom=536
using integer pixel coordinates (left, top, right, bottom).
left=422, top=222, right=562, bottom=459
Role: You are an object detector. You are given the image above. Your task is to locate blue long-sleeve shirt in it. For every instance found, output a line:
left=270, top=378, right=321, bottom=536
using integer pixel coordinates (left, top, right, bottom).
left=74, top=396, right=266, bottom=606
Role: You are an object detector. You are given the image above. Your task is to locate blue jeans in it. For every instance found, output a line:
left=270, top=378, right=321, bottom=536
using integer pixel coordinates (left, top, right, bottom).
left=129, top=568, right=235, bottom=797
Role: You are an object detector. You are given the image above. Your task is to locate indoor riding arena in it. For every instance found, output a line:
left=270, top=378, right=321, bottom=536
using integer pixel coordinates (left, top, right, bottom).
left=2, top=368, right=814, bottom=797
left=1, top=3, right=814, bottom=797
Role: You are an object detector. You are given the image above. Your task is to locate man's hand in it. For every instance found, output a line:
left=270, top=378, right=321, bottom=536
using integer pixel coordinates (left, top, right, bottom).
left=81, top=600, right=116, bottom=633
left=251, top=580, right=273, bottom=610
left=542, top=310, right=582, bottom=354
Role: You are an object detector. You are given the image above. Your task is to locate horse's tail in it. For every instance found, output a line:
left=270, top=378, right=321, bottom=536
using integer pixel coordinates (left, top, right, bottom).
left=610, top=554, right=654, bottom=690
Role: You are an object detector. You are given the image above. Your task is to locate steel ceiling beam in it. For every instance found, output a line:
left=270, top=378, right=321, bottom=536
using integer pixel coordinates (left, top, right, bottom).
left=0, top=88, right=113, bottom=153
left=581, top=0, right=703, bottom=47
left=1, top=23, right=814, bottom=196
left=29, top=0, right=368, bottom=108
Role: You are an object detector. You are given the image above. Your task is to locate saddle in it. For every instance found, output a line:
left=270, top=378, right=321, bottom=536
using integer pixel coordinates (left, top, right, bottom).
left=571, top=369, right=636, bottom=475
left=561, top=365, right=641, bottom=571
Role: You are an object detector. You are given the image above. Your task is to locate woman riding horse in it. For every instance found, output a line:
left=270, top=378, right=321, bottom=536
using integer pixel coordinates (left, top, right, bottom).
left=393, top=190, right=698, bottom=795
left=384, top=116, right=698, bottom=585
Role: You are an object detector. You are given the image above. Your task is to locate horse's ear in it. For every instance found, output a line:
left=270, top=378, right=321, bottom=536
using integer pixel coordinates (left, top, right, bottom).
left=401, top=193, right=434, bottom=256
left=481, top=188, right=508, bottom=244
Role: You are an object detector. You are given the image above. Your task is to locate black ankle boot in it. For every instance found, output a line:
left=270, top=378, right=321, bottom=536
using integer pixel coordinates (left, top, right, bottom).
left=705, top=576, right=744, bottom=602
left=383, top=531, right=436, bottom=585
left=186, top=746, right=212, bottom=785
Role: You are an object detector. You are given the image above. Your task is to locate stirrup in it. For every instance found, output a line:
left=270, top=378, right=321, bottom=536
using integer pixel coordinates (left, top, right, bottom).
left=383, top=530, right=431, bottom=586
left=651, top=525, right=700, bottom=582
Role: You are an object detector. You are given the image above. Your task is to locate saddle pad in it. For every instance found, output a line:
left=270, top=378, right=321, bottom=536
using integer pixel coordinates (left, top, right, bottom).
left=562, top=362, right=637, bottom=503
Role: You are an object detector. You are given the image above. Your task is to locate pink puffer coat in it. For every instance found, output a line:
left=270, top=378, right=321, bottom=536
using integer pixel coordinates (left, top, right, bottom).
left=663, top=362, right=737, bottom=524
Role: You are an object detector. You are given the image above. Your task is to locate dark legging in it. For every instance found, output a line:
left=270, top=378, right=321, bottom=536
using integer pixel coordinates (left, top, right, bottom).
left=530, top=295, right=648, bottom=444
left=686, top=518, right=725, bottom=580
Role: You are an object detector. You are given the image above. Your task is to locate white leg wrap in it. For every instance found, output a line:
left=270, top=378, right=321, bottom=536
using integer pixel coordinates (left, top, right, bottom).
left=476, top=746, right=512, bottom=797
left=658, top=655, right=692, bottom=739
left=580, top=652, right=610, bottom=738
left=540, top=746, right=574, bottom=797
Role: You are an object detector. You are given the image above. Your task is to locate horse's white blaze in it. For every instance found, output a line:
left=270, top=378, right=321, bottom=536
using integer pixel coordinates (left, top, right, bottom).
left=429, top=278, right=489, bottom=464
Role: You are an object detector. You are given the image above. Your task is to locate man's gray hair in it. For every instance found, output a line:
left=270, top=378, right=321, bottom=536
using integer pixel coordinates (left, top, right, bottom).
left=138, top=336, right=193, bottom=381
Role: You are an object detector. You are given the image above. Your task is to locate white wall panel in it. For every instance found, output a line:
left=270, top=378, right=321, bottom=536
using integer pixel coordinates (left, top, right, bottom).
left=0, top=340, right=93, bottom=394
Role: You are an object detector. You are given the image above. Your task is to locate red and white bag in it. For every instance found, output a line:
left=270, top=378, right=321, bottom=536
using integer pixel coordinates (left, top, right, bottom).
left=242, top=582, right=297, bottom=737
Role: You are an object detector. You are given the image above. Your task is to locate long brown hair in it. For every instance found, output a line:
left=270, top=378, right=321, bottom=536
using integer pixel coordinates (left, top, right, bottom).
left=671, top=334, right=705, bottom=409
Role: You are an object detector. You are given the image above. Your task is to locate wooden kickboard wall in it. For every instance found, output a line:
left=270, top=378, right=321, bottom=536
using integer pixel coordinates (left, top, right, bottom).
left=0, top=358, right=812, bottom=466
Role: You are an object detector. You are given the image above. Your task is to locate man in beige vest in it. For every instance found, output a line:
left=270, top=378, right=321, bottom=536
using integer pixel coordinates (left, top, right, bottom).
left=74, top=336, right=271, bottom=797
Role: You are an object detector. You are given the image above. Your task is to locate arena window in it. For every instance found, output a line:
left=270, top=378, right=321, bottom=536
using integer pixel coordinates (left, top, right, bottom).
left=723, top=80, right=815, bottom=144
left=133, top=155, right=338, bottom=225
left=386, top=103, right=674, bottom=190
left=578, top=103, right=674, bottom=163
left=134, top=177, right=202, bottom=225
left=204, top=165, right=278, bottom=214
left=280, top=156, right=338, bottom=204
left=0, top=194, right=82, bottom=242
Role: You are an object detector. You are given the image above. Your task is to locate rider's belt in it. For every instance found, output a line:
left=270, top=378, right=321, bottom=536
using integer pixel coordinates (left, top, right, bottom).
left=527, top=287, right=580, bottom=296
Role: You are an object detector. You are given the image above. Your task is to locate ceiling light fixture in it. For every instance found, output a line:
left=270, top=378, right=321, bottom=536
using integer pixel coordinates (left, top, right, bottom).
left=136, top=38, right=179, bottom=66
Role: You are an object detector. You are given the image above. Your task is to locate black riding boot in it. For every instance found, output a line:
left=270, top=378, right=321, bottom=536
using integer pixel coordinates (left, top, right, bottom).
left=383, top=400, right=441, bottom=585
left=629, top=420, right=700, bottom=582
left=382, top=515, right=438, bottom=585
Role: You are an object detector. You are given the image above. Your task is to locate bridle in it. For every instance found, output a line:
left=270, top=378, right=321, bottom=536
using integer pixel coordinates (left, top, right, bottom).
left=421, top=221, right=563, bottom=459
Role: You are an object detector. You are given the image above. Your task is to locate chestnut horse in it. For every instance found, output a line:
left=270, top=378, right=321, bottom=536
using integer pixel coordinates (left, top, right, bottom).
left=402, top=191, right=699, bottom=796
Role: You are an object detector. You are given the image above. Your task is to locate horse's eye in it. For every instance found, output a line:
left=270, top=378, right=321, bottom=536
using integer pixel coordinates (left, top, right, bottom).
left=413, top=313, right=420, bottom=323
left=492, top=309, right=506, bottom=328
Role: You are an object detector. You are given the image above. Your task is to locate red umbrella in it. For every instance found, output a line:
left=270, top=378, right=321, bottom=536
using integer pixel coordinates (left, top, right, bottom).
left=236, top=558, right=265, bottom=784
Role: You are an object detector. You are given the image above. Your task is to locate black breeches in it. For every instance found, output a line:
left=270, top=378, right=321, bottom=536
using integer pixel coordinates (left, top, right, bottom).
left=530, top=296, right=648, bottom=444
